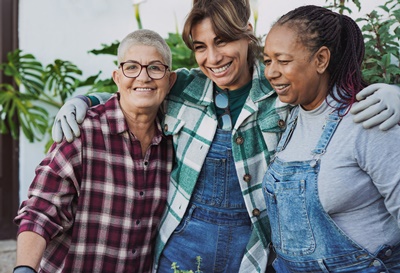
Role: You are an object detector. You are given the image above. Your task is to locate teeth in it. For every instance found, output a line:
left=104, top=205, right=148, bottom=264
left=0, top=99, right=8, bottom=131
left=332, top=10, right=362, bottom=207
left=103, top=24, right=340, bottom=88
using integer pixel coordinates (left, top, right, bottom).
left=135, top=88, right=153, bottom=91
left=211, top=63, right=231, bottom=73
left=274, top=85, right=288, bottom=90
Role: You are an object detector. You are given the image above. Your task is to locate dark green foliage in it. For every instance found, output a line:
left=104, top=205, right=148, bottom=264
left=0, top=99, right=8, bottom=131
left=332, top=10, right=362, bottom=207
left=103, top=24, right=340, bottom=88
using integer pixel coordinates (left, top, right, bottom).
left=0, top=50, right=51, bottom=142
left=326, top=0, right=400, bottom=84
left=358, top=0, right=400, bottom=84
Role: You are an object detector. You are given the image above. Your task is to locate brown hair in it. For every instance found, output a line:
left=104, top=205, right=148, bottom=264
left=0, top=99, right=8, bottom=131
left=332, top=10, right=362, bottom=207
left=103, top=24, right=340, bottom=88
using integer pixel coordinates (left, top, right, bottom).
left=182, top=0, right=260, bottom=69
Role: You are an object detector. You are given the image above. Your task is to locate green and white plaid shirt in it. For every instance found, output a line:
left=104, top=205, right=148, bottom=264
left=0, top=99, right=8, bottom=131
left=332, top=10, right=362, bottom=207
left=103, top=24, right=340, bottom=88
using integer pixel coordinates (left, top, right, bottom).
left=154, top=62, right=290, bottom=272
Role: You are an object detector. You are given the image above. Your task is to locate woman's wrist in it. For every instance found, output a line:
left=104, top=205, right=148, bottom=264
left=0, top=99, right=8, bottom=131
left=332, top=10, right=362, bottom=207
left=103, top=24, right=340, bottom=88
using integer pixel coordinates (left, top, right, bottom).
left=13, top=265, right=38, bottom=273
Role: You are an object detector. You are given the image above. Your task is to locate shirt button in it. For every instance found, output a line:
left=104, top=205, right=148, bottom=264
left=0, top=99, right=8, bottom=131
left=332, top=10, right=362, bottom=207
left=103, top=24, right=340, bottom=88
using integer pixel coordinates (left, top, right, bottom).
left=278, top=119, right=286, bottom=128
left=235, top=136, right=244, bottom=145
left=140, top=191, right=144, bottom=196
left=385, top=249, right=392, bottom=256
left=164, top=124, right=168, bottom=131
left=144, top=161, right=149, bottom=166
left=243, top=174, right=252, bottom=183
left=252, top=208, right=260, bottom=217
left=136, top=219, right=141, bottom=225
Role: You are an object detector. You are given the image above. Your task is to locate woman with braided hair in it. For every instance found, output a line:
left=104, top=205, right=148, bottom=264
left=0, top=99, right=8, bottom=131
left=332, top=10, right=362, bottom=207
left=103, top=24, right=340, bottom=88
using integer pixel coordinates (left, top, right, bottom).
left=262, top=5, right=400, bottom=272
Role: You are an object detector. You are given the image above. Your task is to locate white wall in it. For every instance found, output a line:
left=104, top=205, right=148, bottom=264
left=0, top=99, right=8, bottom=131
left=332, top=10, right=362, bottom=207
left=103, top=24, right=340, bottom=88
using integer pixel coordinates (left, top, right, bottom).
left=18, top=0, right=381, bottom=200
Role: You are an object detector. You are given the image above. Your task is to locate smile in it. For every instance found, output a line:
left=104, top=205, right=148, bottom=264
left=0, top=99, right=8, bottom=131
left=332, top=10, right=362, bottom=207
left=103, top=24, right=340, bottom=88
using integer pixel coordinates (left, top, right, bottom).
left=209, top=62, right=232, bottom=74
left=273, top=84, right=289, bottom=91
left=134, top=87, right=154, bottom=91
left=272, top=84, right=290, bottom=95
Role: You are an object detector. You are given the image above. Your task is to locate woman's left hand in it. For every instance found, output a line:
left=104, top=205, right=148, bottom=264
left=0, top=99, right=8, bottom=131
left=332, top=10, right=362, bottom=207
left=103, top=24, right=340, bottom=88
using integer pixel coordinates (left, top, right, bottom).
left=351, top=83, right=400, bottom=131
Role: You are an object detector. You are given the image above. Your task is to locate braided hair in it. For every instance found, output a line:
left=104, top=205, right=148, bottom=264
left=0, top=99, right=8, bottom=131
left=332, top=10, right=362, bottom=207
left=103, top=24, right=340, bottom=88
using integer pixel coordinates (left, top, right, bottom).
left=274, top=5, right=368, bottom=106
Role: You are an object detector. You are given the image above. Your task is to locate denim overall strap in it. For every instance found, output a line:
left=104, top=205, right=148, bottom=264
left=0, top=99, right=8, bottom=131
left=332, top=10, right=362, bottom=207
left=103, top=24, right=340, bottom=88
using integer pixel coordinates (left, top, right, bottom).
left=274, top=106, right=300, bottom=154
left=263, top=104, right=397, bottom=273
left=309, top=107, right=346, bottom=167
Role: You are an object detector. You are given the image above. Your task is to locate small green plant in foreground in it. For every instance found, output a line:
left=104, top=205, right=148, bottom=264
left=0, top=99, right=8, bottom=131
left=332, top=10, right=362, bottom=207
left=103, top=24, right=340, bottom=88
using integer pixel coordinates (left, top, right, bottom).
left=171, top=256, right=203, bottom=273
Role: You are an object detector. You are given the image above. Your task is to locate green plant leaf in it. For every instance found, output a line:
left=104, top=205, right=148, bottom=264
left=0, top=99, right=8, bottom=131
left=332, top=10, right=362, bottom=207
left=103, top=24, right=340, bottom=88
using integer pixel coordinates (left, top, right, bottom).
left=0, top=83, right=48, bottom=141
left=44, top=59, right=82, bottom=102
left=88, top=78, right=118, bottom=94
left=1, top=50, right=45, bottom=96
left=89, top=42, right=119, bottom=56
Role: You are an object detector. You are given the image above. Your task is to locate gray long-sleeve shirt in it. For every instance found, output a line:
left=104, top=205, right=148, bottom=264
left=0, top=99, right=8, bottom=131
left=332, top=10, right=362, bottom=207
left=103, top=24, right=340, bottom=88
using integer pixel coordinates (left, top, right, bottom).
left=278, top=96, right=400, bottom=253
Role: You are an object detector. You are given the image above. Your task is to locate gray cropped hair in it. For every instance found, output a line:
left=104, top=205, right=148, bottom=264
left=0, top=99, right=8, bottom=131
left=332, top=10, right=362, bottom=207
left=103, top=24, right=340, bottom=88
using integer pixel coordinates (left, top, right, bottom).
left=117, top=29, right=172, bottom=68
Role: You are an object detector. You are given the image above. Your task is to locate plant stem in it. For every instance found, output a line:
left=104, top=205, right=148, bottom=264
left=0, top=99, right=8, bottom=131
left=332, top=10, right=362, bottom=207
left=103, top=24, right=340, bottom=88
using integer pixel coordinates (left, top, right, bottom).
left=38, top=93, right=63, bottom=108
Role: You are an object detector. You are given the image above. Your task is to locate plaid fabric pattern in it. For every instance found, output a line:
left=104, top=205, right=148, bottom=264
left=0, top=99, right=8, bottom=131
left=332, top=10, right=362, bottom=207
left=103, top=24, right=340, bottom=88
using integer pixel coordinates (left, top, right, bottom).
left=15, top=93, right=174, bottom=273
left=154, top=62, right=290, bottom=272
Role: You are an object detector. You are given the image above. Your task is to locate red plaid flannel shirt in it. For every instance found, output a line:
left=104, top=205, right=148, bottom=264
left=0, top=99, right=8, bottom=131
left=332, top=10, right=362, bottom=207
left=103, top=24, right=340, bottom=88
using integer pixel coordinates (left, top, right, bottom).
left=15, top=93, right=173, bottom=272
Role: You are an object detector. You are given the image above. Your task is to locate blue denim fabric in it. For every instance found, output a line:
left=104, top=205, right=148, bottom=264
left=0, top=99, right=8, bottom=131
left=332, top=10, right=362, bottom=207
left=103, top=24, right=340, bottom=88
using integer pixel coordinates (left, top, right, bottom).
left=158, top=129, right=251, bottom=273
left=263, top=106, right=400, bottom=273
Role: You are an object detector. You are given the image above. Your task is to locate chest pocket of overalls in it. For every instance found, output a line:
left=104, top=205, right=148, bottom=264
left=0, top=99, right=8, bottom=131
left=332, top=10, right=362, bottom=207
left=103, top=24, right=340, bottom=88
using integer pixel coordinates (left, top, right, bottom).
left=263, top=170, right=316, bottom=256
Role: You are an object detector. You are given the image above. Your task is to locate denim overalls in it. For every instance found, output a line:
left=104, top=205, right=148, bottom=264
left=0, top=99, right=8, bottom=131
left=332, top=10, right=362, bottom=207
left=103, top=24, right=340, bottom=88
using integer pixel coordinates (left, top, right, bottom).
left=158, top=129, right=251, bottom=273
left=263, top=106, right=400, bottom=273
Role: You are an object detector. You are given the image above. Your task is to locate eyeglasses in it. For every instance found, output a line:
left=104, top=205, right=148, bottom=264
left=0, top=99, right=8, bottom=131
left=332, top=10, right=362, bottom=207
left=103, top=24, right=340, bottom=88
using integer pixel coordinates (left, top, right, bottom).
left=120, top=61, right=170, bottom=80
left=215, top=89, right=232, bottom=130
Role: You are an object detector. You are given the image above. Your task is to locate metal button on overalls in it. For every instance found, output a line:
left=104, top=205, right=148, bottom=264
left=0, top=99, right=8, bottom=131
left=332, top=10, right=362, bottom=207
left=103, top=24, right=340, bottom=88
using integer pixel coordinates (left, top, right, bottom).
left=372, top=260, right=381, bottom=267
left=385, top=249, right=392, bottom=256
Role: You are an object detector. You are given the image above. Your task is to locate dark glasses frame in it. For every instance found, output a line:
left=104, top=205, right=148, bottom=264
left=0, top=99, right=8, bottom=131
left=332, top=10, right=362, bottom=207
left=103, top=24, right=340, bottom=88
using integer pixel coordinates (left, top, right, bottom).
left=119, top=61, right=170, bottom=80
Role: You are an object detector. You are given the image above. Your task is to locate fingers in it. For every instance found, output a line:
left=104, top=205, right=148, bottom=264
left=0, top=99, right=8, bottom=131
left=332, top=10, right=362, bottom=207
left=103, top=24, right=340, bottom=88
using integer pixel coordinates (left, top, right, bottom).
left=51, top=120, right=63, bottom=143
left=379, top=113, right=400, bottom=131
left=60, top=114, right=78, bottom=143
left=350, top=95, right=381, bottom=115
left=74, top=99, right=89, bottom=123
left=52, top=112, right=81, bottom=143
left=51, top=97, right=89, bottom=142
left=352, top=101, right=386, bottom=123
left=356, top=83, right=384, bottom=101
left=67, top=111, right=81, bottom=138
left=353, top=83, right=400, bottom=130
left=361, top=108, right=394, bottom=129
